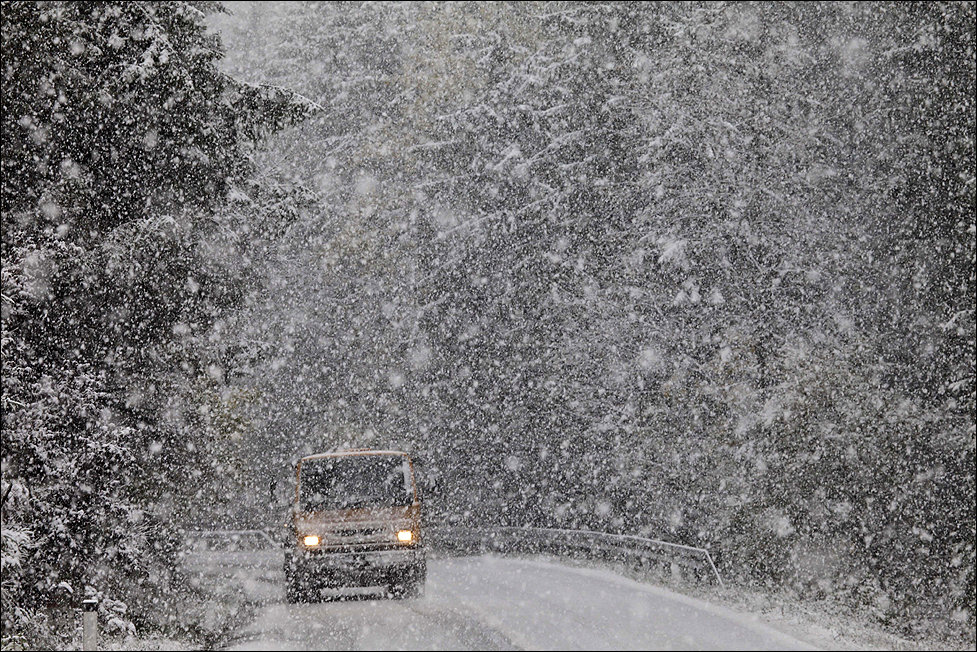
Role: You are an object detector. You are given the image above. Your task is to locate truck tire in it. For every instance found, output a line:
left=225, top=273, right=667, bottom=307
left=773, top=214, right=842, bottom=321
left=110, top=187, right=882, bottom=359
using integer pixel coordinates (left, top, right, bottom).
left=411, top=560, right=427, bottom=598
left=389, top=561, right=426, bottom=599
left=284, top=553, right=308, bottom=603
left=285, top=577, right=304, bottom=604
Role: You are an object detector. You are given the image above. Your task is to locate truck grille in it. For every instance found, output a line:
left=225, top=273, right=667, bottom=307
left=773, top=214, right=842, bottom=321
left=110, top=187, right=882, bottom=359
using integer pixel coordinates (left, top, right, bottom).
left=336, top=527, right=383, bottom=538
left=309, top=523, right=410, bottom=551
left=316, top=542, right=402, bottom=554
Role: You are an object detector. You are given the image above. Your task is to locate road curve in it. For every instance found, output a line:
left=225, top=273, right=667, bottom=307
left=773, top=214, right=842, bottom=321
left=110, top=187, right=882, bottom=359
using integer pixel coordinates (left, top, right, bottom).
left=225, top=555, right=817, bottom=651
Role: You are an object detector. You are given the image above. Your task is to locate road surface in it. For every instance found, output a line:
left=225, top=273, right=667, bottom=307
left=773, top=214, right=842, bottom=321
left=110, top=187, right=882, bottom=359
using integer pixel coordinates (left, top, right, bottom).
left=216, top=555, right=817, bottom=650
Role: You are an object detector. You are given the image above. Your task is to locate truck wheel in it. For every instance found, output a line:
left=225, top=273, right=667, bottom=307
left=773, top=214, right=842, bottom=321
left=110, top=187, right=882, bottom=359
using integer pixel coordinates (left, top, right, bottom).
left=388, top=580, right=406, bottom=599
left=284, top=555, right=308, bottom=604
left=402, top=580, right=422, bottom=599
left=410, top=562, right=427, bottom=598
left=286, top=577, right=304, bottom=604
left=390, top=564, right=425, bottom=599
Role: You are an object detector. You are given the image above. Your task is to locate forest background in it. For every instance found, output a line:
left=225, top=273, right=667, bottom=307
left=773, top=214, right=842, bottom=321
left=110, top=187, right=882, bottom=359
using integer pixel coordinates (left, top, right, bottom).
left=1, top=1, right=974, bottom=648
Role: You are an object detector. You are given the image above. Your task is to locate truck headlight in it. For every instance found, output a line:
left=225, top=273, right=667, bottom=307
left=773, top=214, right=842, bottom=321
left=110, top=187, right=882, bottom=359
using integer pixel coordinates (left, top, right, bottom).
left=303, top=535, right=320, bottom=547
left=396, top=530, right=413, bottom=543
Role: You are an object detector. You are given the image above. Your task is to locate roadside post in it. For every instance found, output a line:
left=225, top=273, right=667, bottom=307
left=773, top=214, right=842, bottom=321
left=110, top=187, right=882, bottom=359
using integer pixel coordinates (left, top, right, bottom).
left=82, top=598, right=98, bottom=651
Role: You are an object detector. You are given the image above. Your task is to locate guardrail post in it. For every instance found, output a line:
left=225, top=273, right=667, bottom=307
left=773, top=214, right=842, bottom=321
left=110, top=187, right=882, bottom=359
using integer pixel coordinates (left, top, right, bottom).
left=82, top=598, right=98, bottom=651
left=703, top=550, right=725, bottom=588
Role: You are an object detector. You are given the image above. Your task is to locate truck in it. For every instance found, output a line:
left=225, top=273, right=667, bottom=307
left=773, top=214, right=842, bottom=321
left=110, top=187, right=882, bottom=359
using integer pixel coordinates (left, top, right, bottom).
left=284, top=449, right=426, bottom=602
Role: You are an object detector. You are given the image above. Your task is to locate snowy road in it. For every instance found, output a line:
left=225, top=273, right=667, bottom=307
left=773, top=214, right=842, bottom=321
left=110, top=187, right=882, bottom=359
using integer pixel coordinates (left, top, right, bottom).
left=221, top=556, right=818, bottom=651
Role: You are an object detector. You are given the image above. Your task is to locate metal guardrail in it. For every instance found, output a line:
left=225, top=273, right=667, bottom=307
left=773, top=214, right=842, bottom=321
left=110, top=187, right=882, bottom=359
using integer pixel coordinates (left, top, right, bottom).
left=427, top=526, right=724, bottom=588
left=179, top=526, right=723, bottom=587
left=183, top=528, right=277, bottom=552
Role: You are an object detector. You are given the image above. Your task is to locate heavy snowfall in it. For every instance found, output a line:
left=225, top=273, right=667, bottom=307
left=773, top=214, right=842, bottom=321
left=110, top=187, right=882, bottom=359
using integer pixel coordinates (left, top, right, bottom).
left=0, top=1, right=974, bottom=650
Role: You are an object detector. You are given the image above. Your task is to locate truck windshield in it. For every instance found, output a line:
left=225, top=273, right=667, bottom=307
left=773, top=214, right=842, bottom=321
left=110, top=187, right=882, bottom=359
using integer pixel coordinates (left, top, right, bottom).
left=299, top=455, right=413, bottom=511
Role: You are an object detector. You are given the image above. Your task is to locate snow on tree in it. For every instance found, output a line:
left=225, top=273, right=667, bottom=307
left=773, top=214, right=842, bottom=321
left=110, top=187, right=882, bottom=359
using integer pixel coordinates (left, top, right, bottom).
left=210, top=0, right=974, bottom=639
left=1, top=0, right=973, bottom=647
left=1, top=1, right=313, bottom=646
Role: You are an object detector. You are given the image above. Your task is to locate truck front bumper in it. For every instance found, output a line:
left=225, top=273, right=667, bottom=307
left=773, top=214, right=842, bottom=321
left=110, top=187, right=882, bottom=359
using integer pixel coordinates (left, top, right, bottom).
left=286, top=547, right=425, bottom=587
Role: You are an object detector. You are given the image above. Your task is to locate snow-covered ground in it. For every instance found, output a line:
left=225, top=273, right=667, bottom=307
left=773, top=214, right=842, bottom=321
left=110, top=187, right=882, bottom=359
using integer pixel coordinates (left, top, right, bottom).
left=99, top=547, right=963, bottom=651
left=224, top=555, right=815, bottom=650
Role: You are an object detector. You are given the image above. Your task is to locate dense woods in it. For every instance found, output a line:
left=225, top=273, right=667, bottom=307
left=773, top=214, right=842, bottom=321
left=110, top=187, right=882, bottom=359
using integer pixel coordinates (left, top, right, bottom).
left=1, top=1, right=311, bottom=646
left=212, top=0, right=975, bottom=639
left=1, top=1, right=974, bottom=648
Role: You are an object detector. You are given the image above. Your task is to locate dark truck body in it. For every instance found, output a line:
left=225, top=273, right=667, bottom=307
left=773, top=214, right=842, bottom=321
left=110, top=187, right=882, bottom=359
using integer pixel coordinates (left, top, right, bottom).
left=284, top=450, right=426, bottom=601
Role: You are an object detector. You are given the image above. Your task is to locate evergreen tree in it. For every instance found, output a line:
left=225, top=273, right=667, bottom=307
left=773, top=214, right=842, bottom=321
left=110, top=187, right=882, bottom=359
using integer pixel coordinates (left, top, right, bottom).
left=1, top=1, right=313, bottom=646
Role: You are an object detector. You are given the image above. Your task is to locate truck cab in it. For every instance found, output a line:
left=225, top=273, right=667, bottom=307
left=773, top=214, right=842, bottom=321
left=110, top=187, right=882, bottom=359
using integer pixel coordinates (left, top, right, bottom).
left=284, top=449, right=426, bottom=602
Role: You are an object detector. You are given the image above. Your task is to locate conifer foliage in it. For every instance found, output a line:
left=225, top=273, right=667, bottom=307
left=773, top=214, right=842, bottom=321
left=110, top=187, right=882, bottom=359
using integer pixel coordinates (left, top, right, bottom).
left=215, top=1, right=974, bottom=638
left=1, top=2, right=311, bottom=646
